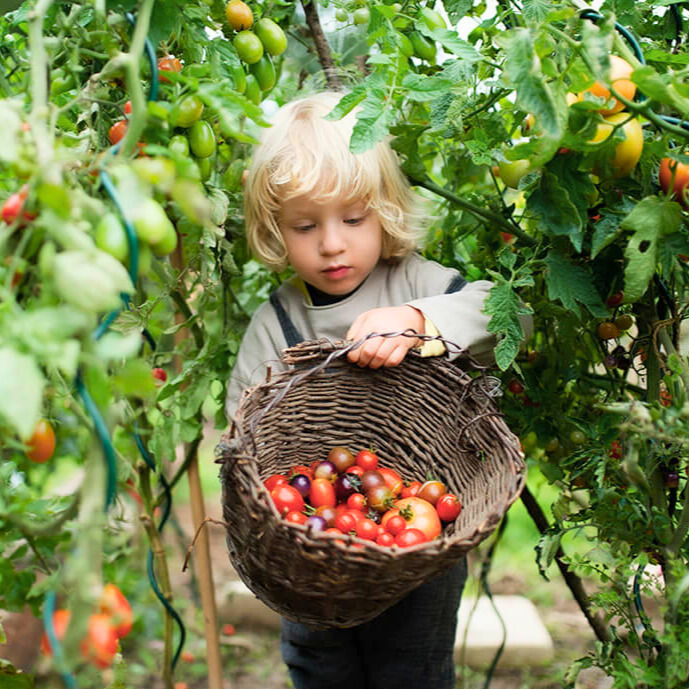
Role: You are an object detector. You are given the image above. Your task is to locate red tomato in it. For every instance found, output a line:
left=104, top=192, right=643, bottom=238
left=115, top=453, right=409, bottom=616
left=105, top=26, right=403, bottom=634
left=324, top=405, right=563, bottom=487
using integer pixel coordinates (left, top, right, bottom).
left=108, top=120, right=128, bottom=145
left=381, top=497, right=441, bottom=541
left=152, top=367, right=167, bottom=383
left=345, top=465, right=364, bottom=478
left=222, top=623, right=236, bottom=636
left=2, top=187, right=36, bottom=226
left=309, top=478, right=336, bottom=508
left=26, top=419, right=56, bottom=463
left=376, top=532, right=395, bottom=547
left=41, top=609, right=71, bottom=656
left=334, top=511, right=357, bottom=533
left=355, top=449, right=379, bottom=471
left=395, top=528, right=427, bottom=548
left=378, top=467, right=403, bottom=496
left=124, top=100, right=132, bottom=115
left=325, top=527, right=343, bottom=536
left=181, top=650, right=195, bottom=663
left=290, top=464, right=313, bottom=478
left=507, top=379, right=524, bottom=395
left=436, top=494, right=462, bottom=522
left=81, top=614, right=119, bottom=669
left=355, top=518, right=378, bottom=541
left=284, top=510, right=307, bottom=525
left=384, top=514, right=407, bottom=536
left=401, top=481, right=421, bottom=498
left=99, top=584, right=133, bottom=639
left=264, top=474, right=287, bottom=492
left=270, top=484, right=304, bottom=516
left=345, top=508, right=366, bottom=523
left=346, top=493, right=367, bottom=512
left=158, top=56, right=182, bottom=83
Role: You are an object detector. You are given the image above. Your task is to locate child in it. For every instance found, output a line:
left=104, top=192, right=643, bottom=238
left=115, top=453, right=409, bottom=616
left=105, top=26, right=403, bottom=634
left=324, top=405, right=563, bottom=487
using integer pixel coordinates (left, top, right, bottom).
left=224, top=91, right=530, bottom=689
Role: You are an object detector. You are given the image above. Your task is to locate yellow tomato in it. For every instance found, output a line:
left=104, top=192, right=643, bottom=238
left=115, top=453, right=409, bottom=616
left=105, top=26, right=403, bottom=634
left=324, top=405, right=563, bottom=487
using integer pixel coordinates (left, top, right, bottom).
left=582, top=55, right=636, bottom=116
left=590, top=113, right=643, bottom=178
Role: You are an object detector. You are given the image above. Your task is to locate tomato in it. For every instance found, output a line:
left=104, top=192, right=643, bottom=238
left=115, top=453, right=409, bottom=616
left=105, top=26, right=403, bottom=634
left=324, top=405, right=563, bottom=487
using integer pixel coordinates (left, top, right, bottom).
left=188, top=120, right=216, bottom=159
left=355, top=448, right=379, bottom=471
left=264, top=474, right=287, bottom=492
left=659, top=154, right=689, bottom=207
left=2, top=187, right=36, bottom=226
left=570, top=430, right=586, bottom=445
left=81, top=614, right=119, bottom=669
left=367, top=484, right=394, bottom=513
left=289, top=464, right=314, bottom=478
left=41, top=609, right=71, bottom=656
left=378, top=467, right=403, bottom=496
left=225, top=0, right=253, bottom=31
left=169, top=134, right=190, bottom=157
left=498, top=159, right=532, bottom=189
left=582, top=55, right=635, bottom=116
left=149, top=218, right=178, bottom=257
left=130, top=198, right=175, bottom=246
left=124, top=100, right=132, bottom=115
left=597, top=321, right=620, bottom=340
left=507, top=379, right=524, bottom=395
left=232, top=65, right=247, bottom=94
left=309, top=478, right=336, bottom=508
left=240, top=74, right=259, bottom=106
left=606, top=291, right=624, bottom=308
left=108, top=120, right=127, bottom=146
left=395, top=528, right=427, bottom=547
left=170, top=96, right=204, bottom=128
left=355, top=518, right=378, bottom=541
left=195, top=155, right=215, bottom=183
left=353, top=7, right=370, bottom=25
left=410, top=32, right=436, bottom=62
left=335, top=8, right=348, bottom=22
left=436, top=494, right=462, bottom=522
left=181, top=650, right=195, bottom=663
left=609, top=440, right=623, bottom=460
left=152, top=367, right=167, bottom=383
left=99, top=584, right=133, bottom=639
left=315, top=505, right=337, bottom=526
left=590, top=113, right=643, bottom=178
left=271, top=484, right=304, bottom=516
left=384, top=514, right=406, bottom=536
left=334, top=511, right=357, bottom=533
left=418, top=7, right=446, bottom=30
left=346, top=465, right=365, bottom=478
left=614, top=314, right=633, bottom=331
left=27, top=419, right=56, bottom=463
left=313, top=460, right=338, bottom=482
left=222, top=623, right=236, bottom=636
left=397, top=32, right=414, bottom=58
left=285, top=510, right=307, bottom=525
left=158, top=56, right=182, bottom=83
left=345, top=508, right=365, bottom=523
left=376, top=532, right=395, bottom=547
left=418, top=480, right=447, bottom=506
left=328, top=446, right=355, bottom=473
left=382, top=497, right=441, bottom=541
left=254, top=18, right=287, bottom=56
left=250, top=55, right=276, bottom=92
left=400, top=480, right=421, bottom=498
left=346, top=493, right=367, bottom=512
left=234, top=30, right=264, bottom=64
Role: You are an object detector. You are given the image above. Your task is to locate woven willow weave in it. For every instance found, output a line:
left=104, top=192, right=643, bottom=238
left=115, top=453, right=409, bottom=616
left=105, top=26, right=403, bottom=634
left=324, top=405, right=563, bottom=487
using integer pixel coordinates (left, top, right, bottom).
left=218, top=338, right=526, bottom=629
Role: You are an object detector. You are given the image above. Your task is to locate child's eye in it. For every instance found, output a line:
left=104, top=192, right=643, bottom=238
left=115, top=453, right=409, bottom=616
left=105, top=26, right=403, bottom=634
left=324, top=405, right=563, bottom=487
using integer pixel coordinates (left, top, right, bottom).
left=344, top=217, right=365, bottom=225
left=293, top=224, right=315, bottom=232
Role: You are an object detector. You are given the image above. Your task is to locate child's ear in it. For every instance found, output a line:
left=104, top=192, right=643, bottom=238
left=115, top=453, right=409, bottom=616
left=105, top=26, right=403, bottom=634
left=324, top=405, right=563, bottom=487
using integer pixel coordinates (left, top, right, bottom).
left=242, top=170, right=249, bottom=187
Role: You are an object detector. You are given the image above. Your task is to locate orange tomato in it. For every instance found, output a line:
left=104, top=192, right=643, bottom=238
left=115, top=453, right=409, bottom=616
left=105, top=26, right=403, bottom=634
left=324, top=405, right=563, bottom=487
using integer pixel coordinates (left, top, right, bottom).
left=99, top=584, right=133, bottom=639
left=582, top=55, right=636, bottom=115
left=659, top=154, right=689, bottom=207
left=26, top=419, right=56, bottom=463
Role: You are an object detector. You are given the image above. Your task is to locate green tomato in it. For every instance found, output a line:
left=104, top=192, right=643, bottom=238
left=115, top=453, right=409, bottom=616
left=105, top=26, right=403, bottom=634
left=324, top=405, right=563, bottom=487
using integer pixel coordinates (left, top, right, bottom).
left=195, top=155, right=215, bottom=182
left=95, top=214, right=129, bottom=263
left=232, top=64, right=247, bottom=94
left=222, top=159, right=246, bottom=192
left=50, top=69, right=75, bottom=97
left=150, top=220, right=179, bottom=257
left=137, top=242, right=152, bottom=276
left=188, top=120, right=216, bottom=158
left=497, top=159, right=532, bottom=189
left=244, top=73, right=261, bottom=105
left=397, top=32, right=414, bottom=57
left=170, top=95, right=204, bottom=128
left=410, top=32, right=436, bottom=62
left=234, top=30, right=264, bottom=64
left=353, top=7, right=370, bottom=25
left=250, top=55, right=276, bottom=92
left=570, top=430, right=586, bottom=445
left=169, top=134, right=190, bottom=157
left=254, top=18, right=287, bottom=56
left=130, top=198, right=175, bottom=246
left=418, top=7, right=447, bottom=30
left=335, top=8, right=348, bottom=21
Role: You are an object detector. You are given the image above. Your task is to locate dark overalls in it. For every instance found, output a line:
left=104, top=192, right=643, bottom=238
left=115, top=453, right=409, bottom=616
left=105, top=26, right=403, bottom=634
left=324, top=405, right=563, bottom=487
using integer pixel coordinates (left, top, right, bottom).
left=270, top=273, right=469, bottom=689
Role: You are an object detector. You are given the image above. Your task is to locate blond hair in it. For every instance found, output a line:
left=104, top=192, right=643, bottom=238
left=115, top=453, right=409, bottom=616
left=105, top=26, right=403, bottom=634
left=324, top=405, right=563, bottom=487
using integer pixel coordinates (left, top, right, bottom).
left=244, top=91, right=426, bottom=271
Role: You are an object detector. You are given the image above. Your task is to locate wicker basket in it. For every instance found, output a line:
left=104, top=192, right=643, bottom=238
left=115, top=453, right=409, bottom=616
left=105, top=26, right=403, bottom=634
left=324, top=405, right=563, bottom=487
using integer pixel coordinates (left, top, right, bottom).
left=217, top=336, right=526, bottom=629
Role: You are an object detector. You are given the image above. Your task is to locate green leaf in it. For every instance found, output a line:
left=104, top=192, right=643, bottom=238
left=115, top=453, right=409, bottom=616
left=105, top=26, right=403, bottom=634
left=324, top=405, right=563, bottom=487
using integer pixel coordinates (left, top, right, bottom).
left=591, top=211, right=623, bottom=259
left=535, top=528, right=562, bottom=580
left=442, top=0, right=472, bottom=24
left=0, top=667, right=35, bottom=689
left=422, top=26, right=481, bottom=63
left=543, top=252, right=607, bottom=318
left=323, top=86, right=368, bottom=122
left=402, top=73, right=453, bottom=101
left=113, top=359, right=157, bottom=401
left=0, top=347, right=45, bottom=440
left=485, top=281, right=532, bottom=371
left=350, top=91, right=394, bottom=153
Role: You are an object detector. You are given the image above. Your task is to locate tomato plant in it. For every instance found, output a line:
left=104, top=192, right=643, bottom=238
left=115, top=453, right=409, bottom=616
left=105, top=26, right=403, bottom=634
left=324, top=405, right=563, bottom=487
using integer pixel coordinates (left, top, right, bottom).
left=26, top=419, right=56, bottom=463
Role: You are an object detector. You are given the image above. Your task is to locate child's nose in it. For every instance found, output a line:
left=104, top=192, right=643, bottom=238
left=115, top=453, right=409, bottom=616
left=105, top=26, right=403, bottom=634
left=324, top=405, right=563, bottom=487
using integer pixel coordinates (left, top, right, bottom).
left=319, top=223, right=346, bottom=255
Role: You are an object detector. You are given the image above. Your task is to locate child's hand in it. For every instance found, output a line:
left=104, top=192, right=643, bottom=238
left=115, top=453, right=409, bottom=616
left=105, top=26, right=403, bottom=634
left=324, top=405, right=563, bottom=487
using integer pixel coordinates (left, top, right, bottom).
left=346, top=306, right=425, bottom=368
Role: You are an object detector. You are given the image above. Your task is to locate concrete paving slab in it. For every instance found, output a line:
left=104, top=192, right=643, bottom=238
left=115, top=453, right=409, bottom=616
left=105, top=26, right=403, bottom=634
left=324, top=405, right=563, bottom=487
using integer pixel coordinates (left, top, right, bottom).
left=217, top=580, right=281, bottom=629
left=455, top=594, right=554, bottom=669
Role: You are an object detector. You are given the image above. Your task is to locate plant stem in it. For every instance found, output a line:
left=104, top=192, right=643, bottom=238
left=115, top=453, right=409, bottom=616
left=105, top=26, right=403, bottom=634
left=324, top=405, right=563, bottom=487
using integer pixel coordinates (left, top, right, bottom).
left=300, top=0, right=342, bottom=90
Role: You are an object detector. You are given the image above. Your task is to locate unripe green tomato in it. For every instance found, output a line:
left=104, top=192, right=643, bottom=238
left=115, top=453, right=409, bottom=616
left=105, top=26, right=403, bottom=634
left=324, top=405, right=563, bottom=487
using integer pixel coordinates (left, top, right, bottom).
left=150, top=221, right=179, bottom=257
left=418, top=7, right=447, bottom=30
left=234, top=30, right=264, bottom=64
left=244, top=73, right=261, bottom=105
left=570, top=430, right=586, bottom=445
left=95, top=213, right=129, bottom=263
left=131, top=198, right=175, bottom=246
left=137, top=242, right=152, bottom=276
left=335, top=8, right=348, bottom=21
left=250, top=55, right=276, bottom=91
left=232, top=64, right=247, bottom=94
left=410, top=32, right=436, bottom=62
left=222, top=159, right=245, bottom=192
left=188, top=120, right=217, bottom=158
left=353, top=7, right=370, bottom=25
left=169, top=134, right=190, bottom=157
left=170, top=95, right=204, bottom=128
left=50, top=69, right=75, bottom=97
left=397, top=32, right=414, bottom=57
left=254, top=18, right=287, bottom=56
left=195, top=155, right=214, bottom=182
left=497, top=159, right=532, bottom=189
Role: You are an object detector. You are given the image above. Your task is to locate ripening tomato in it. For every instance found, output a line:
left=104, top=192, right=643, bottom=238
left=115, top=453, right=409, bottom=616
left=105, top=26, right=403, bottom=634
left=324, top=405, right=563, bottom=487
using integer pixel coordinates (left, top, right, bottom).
left=418, top=480, right=447, bottom=506
left=589, top=113, right=643, bottom=178
left=264, top=474, right=287, bottom=492
left=382, top=497, right=441, bottom=541
left=99, top=584, right=133, bottom=639
left=597, top=321, right=620, bottom=341
left=41, top=609, right=71, bottom=656
left=152, top=367, right=168, bottom=383
left=355, top=518, right=378, bottom=541
left=395, top=528, right=427, bottom=548
left=124, top=100, right=132, bottom=115
left=26, top=419, right=56, bottom=463
left=436, top=494, right=462, bottom=522
left=355, top=449, right=379, bottom=471
left=366, top=484, right=394, bottom=513
left=158, top=56, right=182, bottom=83
left=328, top=446, right=355, bottom=473
left=581, top=55, right=636, bottom=116
left=377, top=467, right=403, bottom=496
left=225, top=0, right=253, bottom=31
left=507, top=379, right=524, bottom=395
left=309, top=478, right=336, bottom=508
left=108, top=120, right=127, bottom=146
left=400, top=480, right=421, bottom=499
left=659, top=154, right=689, bottom=207
left=81, top=614, right=119, bottom=669
left=271, top=484, right=304, bottom=516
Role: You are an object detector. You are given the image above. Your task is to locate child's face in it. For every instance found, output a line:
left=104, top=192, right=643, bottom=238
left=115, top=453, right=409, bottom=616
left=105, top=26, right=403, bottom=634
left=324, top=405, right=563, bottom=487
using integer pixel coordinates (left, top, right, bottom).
left=278, top=195, right=383, bottom=296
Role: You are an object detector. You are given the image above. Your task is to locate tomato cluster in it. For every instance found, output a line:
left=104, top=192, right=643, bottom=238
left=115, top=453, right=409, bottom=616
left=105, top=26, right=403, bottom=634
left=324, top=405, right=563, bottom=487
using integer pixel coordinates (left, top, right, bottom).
left=265, top=447, right=462, bottom=548
left=41, top=584, right=133, bottom=669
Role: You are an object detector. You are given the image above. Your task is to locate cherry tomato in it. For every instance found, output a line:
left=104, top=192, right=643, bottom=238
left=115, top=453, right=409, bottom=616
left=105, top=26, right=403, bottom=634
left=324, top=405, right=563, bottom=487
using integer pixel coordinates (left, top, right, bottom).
left=170, top=95, right=204, bottom=128
left=606, top=291, right=624, bottom=308
left=609, top=440, right=623, bottom=460
left=346, top=465, right=364, bottom=478
left=384, top=514, right=407, bottom=536
left=355, top=449, right=379, bottom=471
left=376, top=532, right=395, bottom=547
left=597, top=321, right=620, bottom=341
left=436, top=494, right=462, bottom=522
left=346, top=493, right=367, bottom=512
left=95, top=214, right=129, bottom=263
left=335, top=8, right=348, bottom=22
left=418, top=6, right=447, bottom=30
left=130, top=198, right=175, bottom=246
left=345, top=508, right=366, bottom=523
left=400, top=480, right=421, bottom=499
left=378, top=467, right=403, bottom=496
left=222, top=623, right=236, bottom=636
left=26, top=419, right=56, bottom=463
left=41, top=609, right=71, bottom=656
left=328, top=446, right=355, bottom=473
left=289, top=473, right=312, bottom=498
left=152, top=367, right=168, bottom=383
left=99, top=584, right=133, bottom=639
left=659, top=155, right=689, bottom=207
left=1, top=187, right=36, bottom=226
left=271, top=484, right=304, bottom=516
left=614, top=314, right=633, bottom=331
left=353, top=7, right=370, bottom=25
left=225, top=0, right=253, bottom=31
left=81, top=614, right=119, bottom=669
left=361, top=470, right=386, bottom=493
left=570, top=430, right=586, bottom=445
left=250, top=54, right=276, bottom=91
left=507, top=379, right=524, bottom=395
left=309, top=478, right=336, bottom=508
left=158, top=56, right=182, bottom=83
left=264, top=473, right=288, bottom=492
left=290, top=464, right=313, bottom=479
left=284, top=510, right=307, bottom=525
left=244, top=73, right=261, bottom=105
left=232, top=65, right=247, bottom=95
left=169, top=134, right=190, bottom=157
left=382, top=497, right=441, bottom=541
left=315, top=505, right=338, bottom=526
left=498, top=159, right=532, bottom=189
left=366, top=484, right=394, bottom=513
left=418, top=480, right=447, bottom=506
left=254, top=18, right=287, bottom=56
left=108, top=120, right=127, bottom=145
left=313, top=460, right=338, bottom=482
left=355, top=518, right=378, bottom=541
left=124, top=100, right=132, bottom=115
left=234, top=30, right=264, bottom=64
left=188, top=120, right=216, bottom=159
left=334, top=511, right=357, bottom=533
left=395, top=528, right=427, bottom=547
left=410, top=32, right=436, bottom=62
